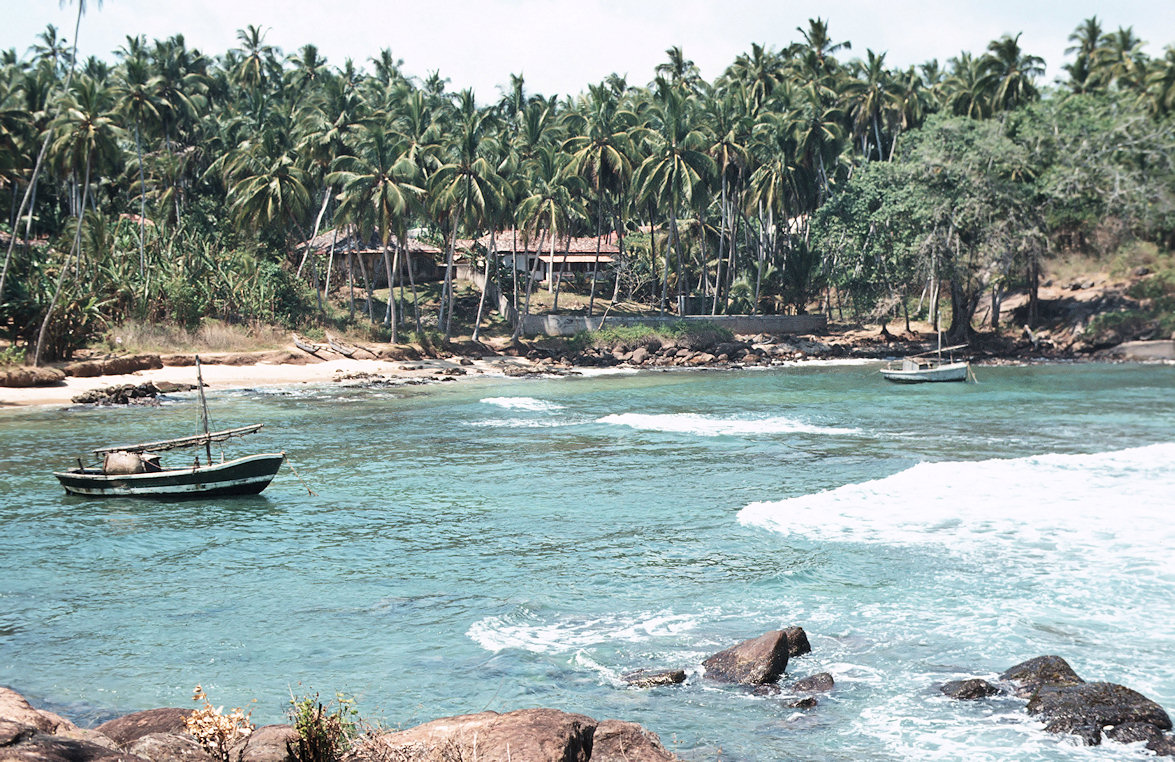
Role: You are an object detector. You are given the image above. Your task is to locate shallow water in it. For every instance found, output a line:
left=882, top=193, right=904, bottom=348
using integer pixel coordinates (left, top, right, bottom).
left=2, top=362, right=1173, bottom=759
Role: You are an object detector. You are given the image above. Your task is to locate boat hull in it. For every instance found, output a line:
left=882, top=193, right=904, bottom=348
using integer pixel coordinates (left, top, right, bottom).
left=879, top=362, right=969, bottom=384
left=54, top=453, right=285, bottom=498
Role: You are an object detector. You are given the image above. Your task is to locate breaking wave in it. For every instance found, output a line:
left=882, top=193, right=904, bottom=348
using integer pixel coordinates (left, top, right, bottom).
left=598, top=412, right=860, bottom=437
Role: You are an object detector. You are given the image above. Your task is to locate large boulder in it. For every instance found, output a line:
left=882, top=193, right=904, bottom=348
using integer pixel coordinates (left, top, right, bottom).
left=1027, top=682, right=1172, bottom=745
left=345, top=708, right=596, bottom=762
left=0, top=687, right=78, bottom=734
left=231, top=724, right=298, bottom=762
left=0, top=366, right=65, bottom=387
left=95, top=708, right=193, bottom=748
left=702, top=630, right=790, bottom=685
left=1000, top=655, right=1084, bottom=698
left=591, top=720, right=677, bottom=762
left=126, top=732, right=215, bottom=762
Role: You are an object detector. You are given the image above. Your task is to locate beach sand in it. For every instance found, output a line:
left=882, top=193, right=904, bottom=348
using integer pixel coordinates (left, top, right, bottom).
left=0, top=353, right=536, bottom=409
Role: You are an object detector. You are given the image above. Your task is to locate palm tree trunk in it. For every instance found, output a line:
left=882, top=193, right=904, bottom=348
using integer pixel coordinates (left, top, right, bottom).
left=0, top=133, right=53, bottom=305
left=472, top=230, right=495, bottom=341
left=134, top=121, right=147, bottom=277
left=298, top=186, right=332, bottom=278
left=381, top=240, right=395, bottom=326
left=442, top=222, right=458, bottom=339
left=588, top=191, right=603, bottom=316
left=35, top=148, right=91, bottom=366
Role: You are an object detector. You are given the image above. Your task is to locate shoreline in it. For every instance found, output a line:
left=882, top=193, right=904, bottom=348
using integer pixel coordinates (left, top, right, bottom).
left=2, top=334, right=1172, bottom=411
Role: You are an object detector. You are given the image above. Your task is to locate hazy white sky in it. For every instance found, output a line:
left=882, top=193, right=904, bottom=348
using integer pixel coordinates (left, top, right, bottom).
left=5, top=0, right=1175, bottom=100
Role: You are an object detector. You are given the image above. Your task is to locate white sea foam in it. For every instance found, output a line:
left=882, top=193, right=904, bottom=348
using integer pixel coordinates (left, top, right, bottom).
left=598, top=412, right=860, bottom=437
left=467, top=609, right=699, bottom=654
left=480, top=396, right=565, bottom=412
left=467, top=418, right=578, bottom=429
left=739, top=443, right=1175, bottom=569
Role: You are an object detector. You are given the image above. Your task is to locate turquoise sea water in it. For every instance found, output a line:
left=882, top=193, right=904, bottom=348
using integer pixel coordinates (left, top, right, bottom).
left=2, top=361, right=1174, bottom=760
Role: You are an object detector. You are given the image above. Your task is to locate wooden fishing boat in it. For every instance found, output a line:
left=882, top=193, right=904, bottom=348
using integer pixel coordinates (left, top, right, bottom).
left=880, top=342, right=972, bottom=384
left=54, top=358, right=284, bottom=498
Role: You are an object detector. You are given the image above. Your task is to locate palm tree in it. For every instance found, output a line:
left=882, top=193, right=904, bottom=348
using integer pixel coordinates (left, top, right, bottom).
left=428, top=93, right=505, bottom=338
left=112, top=52, right=161, bottom=275
left=842, top=49, right=893, bottom=160
left=35, top=72, right=123, bottom=365
left=982, top=33, right=1045, bottom=112
left=328, top=123, right=422, bottom=338
left=1064, top=16, right=1104, bottom=94
left=232, top=25, right=276, bottom=127
left=633, top=79, right=715, bottom=312
left=516, top=143, right=584, bottom=316
left=562, top=83, right=635, bottom=315
left=943, top=52, right=992, bottom=119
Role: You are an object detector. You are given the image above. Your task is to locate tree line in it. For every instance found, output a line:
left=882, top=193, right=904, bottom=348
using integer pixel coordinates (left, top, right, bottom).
left=1, top=12, right=1174, bottom=362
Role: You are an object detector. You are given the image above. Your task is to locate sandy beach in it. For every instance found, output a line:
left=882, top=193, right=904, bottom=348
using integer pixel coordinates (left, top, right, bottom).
left=0, top=353, right=537, bottom=409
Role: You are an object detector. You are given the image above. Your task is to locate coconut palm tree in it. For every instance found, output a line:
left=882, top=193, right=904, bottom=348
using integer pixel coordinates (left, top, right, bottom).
left=983, top=33, right=1045, bottom=112
left=429, top=92, right=505, bottom=338
left=111, top=52, right=161, bottom=275
left=562, top=82, right=635, bottom=314
left=328, top=123, right=422, bottom=338
left=633, top=79, right=715, bottom=311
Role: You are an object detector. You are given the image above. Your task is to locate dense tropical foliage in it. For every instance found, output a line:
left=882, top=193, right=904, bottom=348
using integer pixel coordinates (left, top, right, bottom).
left=2, top=13, right=1174, bottom=360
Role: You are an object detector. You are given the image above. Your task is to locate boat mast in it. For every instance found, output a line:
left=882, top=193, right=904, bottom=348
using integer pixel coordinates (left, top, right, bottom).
left=195, top=355, right=213, bottom=465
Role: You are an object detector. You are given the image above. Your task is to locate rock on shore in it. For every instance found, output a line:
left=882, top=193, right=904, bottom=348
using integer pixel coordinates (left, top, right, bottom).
left=0, top=687, right=678, bottom=762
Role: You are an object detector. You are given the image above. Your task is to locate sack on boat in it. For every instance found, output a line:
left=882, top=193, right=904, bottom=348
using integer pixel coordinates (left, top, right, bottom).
left=103, top=451, right=145, bottom=475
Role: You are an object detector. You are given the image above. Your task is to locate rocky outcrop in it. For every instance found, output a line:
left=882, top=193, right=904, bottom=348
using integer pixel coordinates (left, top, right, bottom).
left=0, top=366, right=65, bottom=387
left=0, top=731, right=143, bottom=761
left=1028, top=682, right=1171, bottom=746
left=621, top=669, right=687, bottom=688
left=702, top=630, right=790, bottom=685
left=345, top=708, right=616, bottom=762
left=999, top=655, right=1084, bottom=698
left=591, top=720, right=677, bottom=762
left=95, top=708, right=193, bottom=748
left=943, top=656, right=1175, bottom=751
left=791, top=673, right=834, bottom=693
left=70, top=381, right=193, bottom=406
left=782, top=626, right=811, bottom=658
left=126, top=732, right=214, bottom=762
left=0, top=687, right=78, bottom=734
left=230, top=724, right=298, bottom=762
left=64, top=355, right=163, bottom=378
left=939, top=679, right=1000, bottom=701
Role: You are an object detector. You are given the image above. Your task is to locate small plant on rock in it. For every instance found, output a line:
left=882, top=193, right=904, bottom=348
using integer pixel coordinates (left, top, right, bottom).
left=287, top=689, right=360, bottom=762
left=184, top=684, right=255, bottom=762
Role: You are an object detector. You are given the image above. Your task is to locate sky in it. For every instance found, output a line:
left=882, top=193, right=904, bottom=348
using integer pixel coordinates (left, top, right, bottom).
left=4, top=0, right=1174, bottom=101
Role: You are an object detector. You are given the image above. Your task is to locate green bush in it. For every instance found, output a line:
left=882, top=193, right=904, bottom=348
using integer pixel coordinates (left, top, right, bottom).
left=287, top=691, right=359, bottom=762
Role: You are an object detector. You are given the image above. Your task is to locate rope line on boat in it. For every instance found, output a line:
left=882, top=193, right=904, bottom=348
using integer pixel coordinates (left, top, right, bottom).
left=283, top=453, right=318, bottom=496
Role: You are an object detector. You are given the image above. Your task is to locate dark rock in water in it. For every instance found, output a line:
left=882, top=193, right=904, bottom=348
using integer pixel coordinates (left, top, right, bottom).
left=792, top=673, right=835, bottom=693
left=622, top=669, right=686, bottom=688
left=702, top=630, right=790, bottom=685
left=96, top=708, right=192, bottom=748
left=1001, top=655, right=1084, bottom=697
left=71, top=382, right=163, bottom=406
left=1027, top=682, right=1172, bottom=742
left=592, top=719, right=679, bottom=761
left=127, top=732, right=214, bottom=761
left=784, top=697, right=819, bottom=710
left=940, top=679, right=1000, bottom=701
left=230, top=724, right=299, bottom=762
left=782, top=626, right=811, bottom=658
left=1043, top=717, right=1102, bottom=746
left=1105, top=721, right=1163, bottom=744
left=1148, top=733, right=1175, bottom=756
left=751, top=684, right=781, bottom=697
